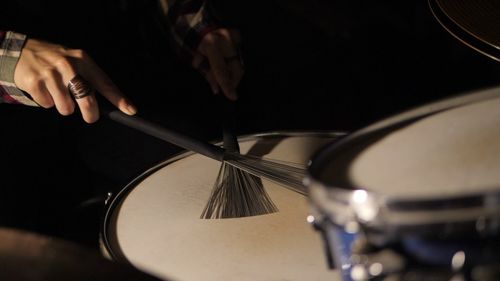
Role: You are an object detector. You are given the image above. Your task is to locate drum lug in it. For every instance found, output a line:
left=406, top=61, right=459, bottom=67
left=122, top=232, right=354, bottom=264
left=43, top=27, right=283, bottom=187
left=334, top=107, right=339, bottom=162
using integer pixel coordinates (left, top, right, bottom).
left=307, top=206, right=326, bottom=231
left=307, top=210, right=336, bottom=269
left=307, top=215, right=321, bottom=230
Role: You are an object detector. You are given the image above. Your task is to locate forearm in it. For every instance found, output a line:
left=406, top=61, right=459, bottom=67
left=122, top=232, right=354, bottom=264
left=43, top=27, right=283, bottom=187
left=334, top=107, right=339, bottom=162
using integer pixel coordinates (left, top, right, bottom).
left=0, top=30, right=37, bottom=106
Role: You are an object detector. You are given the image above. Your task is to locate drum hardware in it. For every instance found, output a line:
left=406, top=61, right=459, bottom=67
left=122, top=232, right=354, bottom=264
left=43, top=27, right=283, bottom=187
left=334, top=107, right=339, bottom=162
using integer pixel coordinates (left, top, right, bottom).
left=107, top=110, right=310, bottom=219
left=306, top=86, right=500, bottom=280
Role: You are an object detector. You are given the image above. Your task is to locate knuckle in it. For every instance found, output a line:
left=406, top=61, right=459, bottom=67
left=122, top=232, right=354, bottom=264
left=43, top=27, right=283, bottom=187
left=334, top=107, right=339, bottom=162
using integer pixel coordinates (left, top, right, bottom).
left=201, top=34, right=215, bottom=49
left=54, top=57, right=74, bottom=71
left=204, top=33, right=215, bottom=43
left=41, top=66, right=57, bottom=78
left=24, top=75, right=43, bottom=90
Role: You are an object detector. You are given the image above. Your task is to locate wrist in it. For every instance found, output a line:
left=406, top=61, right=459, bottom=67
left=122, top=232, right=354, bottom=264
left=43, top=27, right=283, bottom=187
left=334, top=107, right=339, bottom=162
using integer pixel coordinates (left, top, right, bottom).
left=0, top=31, right=38, bottom=106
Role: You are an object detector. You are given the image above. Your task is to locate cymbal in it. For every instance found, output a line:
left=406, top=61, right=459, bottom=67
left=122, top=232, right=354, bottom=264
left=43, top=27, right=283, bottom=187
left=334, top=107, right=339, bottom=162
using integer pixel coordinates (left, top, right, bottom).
left=0, top=228, right=164, bottom=281
left=429, top=0, right=500, bottom=62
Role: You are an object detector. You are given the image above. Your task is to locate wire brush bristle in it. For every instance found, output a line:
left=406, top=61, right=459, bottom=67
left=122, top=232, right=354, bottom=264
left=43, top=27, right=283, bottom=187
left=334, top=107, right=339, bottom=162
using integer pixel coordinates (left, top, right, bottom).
left=201, top=161, right=278, bottom=219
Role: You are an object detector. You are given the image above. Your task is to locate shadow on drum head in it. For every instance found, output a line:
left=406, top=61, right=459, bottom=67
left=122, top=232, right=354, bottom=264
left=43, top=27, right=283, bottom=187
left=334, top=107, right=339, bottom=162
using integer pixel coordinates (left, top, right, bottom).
left=247, top=133, right=339, bottom=160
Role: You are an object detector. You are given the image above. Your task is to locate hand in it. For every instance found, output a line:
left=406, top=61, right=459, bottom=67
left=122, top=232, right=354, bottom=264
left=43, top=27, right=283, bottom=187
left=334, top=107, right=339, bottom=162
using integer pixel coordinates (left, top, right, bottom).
left=192, top=28, right=244, bottom=101
left=14, top=39, right=137, bottom=123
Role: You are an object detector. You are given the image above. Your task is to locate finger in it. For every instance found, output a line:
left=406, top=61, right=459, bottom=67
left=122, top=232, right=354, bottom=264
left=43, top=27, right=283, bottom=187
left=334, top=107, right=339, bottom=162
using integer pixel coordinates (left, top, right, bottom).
left=217, top=30, right=244, bottom=88
left=192, top=52, right=205, bottom=69
left=71, top=51, right=137, bottom=116
left=55, top=58, right=100, bottom=123
left=227, top=29, right=245, bottom=70
left=74, top=91, right=100, bottom=123
left=205, top=70, right=220, bottom=95
left=85, top=62, right=136, bottom=115
left=204, top=42, right=237, bottom=100
left=192, top=52, right=219, bottom=94
left=201, top=30, right=242, bottom=100
left=17, top=75, right=54, bottom=108
left=225, top=54, right=244, bottom=89
left=43, top=68, right=75, bottom=116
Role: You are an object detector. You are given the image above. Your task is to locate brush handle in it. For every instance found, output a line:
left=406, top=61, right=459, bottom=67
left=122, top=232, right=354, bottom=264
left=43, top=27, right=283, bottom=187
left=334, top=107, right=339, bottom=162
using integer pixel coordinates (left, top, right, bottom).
left=107, top=110, right=225, bottom=162
left=106, top=110, right=307, bottom=195
left=219, top=97, right=240, bottom=153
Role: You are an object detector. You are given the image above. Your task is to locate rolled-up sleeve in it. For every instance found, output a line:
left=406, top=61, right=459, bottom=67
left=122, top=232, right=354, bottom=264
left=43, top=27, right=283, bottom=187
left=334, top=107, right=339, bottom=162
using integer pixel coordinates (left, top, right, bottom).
left=0, top=31, right=38, bottom=106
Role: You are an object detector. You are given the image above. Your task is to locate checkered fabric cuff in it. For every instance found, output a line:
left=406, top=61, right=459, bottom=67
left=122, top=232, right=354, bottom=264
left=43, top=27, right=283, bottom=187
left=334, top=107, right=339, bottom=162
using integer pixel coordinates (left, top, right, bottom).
left=0, top=31, right=38, bottom=106
left=168, top=0, right=219, bottom=62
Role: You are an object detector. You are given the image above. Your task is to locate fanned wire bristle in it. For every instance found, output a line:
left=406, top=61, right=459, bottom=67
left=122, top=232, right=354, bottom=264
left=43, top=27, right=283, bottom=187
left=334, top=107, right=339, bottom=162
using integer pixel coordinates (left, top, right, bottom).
left=201, top=160, right=278, bottom=219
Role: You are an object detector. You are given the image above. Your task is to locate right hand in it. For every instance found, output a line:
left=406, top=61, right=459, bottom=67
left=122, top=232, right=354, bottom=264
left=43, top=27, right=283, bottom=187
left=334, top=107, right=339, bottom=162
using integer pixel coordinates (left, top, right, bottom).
left=192, top=28, right=244, bottom=101
left=14, top=38, right=137, bottom=123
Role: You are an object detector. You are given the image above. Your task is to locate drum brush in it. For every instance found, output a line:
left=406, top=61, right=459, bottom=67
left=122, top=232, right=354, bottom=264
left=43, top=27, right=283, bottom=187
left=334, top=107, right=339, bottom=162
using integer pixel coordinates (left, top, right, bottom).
left=107, top=110, right=307, bottom=218
left=200, top=98, right=277, bottom=218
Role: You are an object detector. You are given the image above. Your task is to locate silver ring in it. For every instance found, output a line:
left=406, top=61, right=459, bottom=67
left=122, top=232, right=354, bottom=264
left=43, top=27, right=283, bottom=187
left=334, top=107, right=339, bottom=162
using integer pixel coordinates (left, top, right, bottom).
left=68, top=75, right=94, bottom=99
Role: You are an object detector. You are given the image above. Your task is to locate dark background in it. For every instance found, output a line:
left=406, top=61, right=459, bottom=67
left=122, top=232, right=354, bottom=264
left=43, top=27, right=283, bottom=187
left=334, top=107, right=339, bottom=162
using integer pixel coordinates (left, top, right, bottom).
left=1, top=0, right=500, bottom=247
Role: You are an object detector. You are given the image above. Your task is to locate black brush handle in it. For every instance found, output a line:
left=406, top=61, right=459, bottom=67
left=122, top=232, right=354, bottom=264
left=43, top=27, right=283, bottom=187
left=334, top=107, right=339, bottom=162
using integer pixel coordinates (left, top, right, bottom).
left=107, top=110, right=225, bottom=162
left=223, top=127, right=239, bottom=153
left=220, top=97, right=240, bottom=153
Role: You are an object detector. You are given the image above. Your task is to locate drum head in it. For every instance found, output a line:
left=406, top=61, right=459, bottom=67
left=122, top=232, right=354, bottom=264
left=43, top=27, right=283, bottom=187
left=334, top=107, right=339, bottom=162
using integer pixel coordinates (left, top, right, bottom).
left=102, top=132, right=343, bottom=281
left=327, top=96, right=500, bottom=199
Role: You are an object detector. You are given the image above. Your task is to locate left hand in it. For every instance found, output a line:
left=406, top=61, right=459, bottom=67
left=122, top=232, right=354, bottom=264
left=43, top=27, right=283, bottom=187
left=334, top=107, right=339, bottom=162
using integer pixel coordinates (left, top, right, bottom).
left=192, top=28, right=244, bottom=101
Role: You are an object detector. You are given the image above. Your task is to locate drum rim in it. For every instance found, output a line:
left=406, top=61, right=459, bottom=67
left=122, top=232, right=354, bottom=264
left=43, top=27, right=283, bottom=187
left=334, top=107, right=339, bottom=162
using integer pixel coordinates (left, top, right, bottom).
left=428, top=0, right=500, bottom=63
left=306, top=85, right=500, bottom=232
left=100, top=130, right=346, bottom=264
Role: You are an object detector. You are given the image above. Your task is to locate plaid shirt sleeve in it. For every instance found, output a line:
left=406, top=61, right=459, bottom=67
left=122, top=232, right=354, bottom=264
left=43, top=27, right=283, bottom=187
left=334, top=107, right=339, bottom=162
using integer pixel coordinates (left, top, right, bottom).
left=164, top=0, right=219, bottom=62
left=0, top=31, right=38, bottom=106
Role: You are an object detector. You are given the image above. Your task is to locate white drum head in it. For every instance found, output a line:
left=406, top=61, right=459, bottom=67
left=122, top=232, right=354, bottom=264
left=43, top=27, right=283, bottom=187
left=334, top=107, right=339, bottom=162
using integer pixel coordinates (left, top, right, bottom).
left=103, top=133, right=342, bottom=281
left=309, top=87, right=500, bottom=233
left=331, top=96, right=500, bottom=199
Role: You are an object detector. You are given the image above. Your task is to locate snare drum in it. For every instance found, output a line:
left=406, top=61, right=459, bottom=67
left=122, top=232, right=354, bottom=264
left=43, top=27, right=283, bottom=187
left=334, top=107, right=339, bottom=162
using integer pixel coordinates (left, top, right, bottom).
left=101, top=132, right=344, bottom=281
left=307, top=86, right=500, bottom=281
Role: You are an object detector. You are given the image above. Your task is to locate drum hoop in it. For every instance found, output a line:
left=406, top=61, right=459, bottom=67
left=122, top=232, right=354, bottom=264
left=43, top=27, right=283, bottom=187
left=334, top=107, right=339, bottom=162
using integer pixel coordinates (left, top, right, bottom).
left=100, top=130, right=346, bottom=263
left=307, top=86, right=500, bottom=231
left=309, top=178, right=500, bottom=228
left=428, top=0, right=500, bottom=63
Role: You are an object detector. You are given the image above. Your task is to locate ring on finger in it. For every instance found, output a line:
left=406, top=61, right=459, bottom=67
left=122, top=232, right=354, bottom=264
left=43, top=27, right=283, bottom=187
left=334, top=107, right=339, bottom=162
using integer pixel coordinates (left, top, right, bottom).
left=68, top=75, right=94, bottom=99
